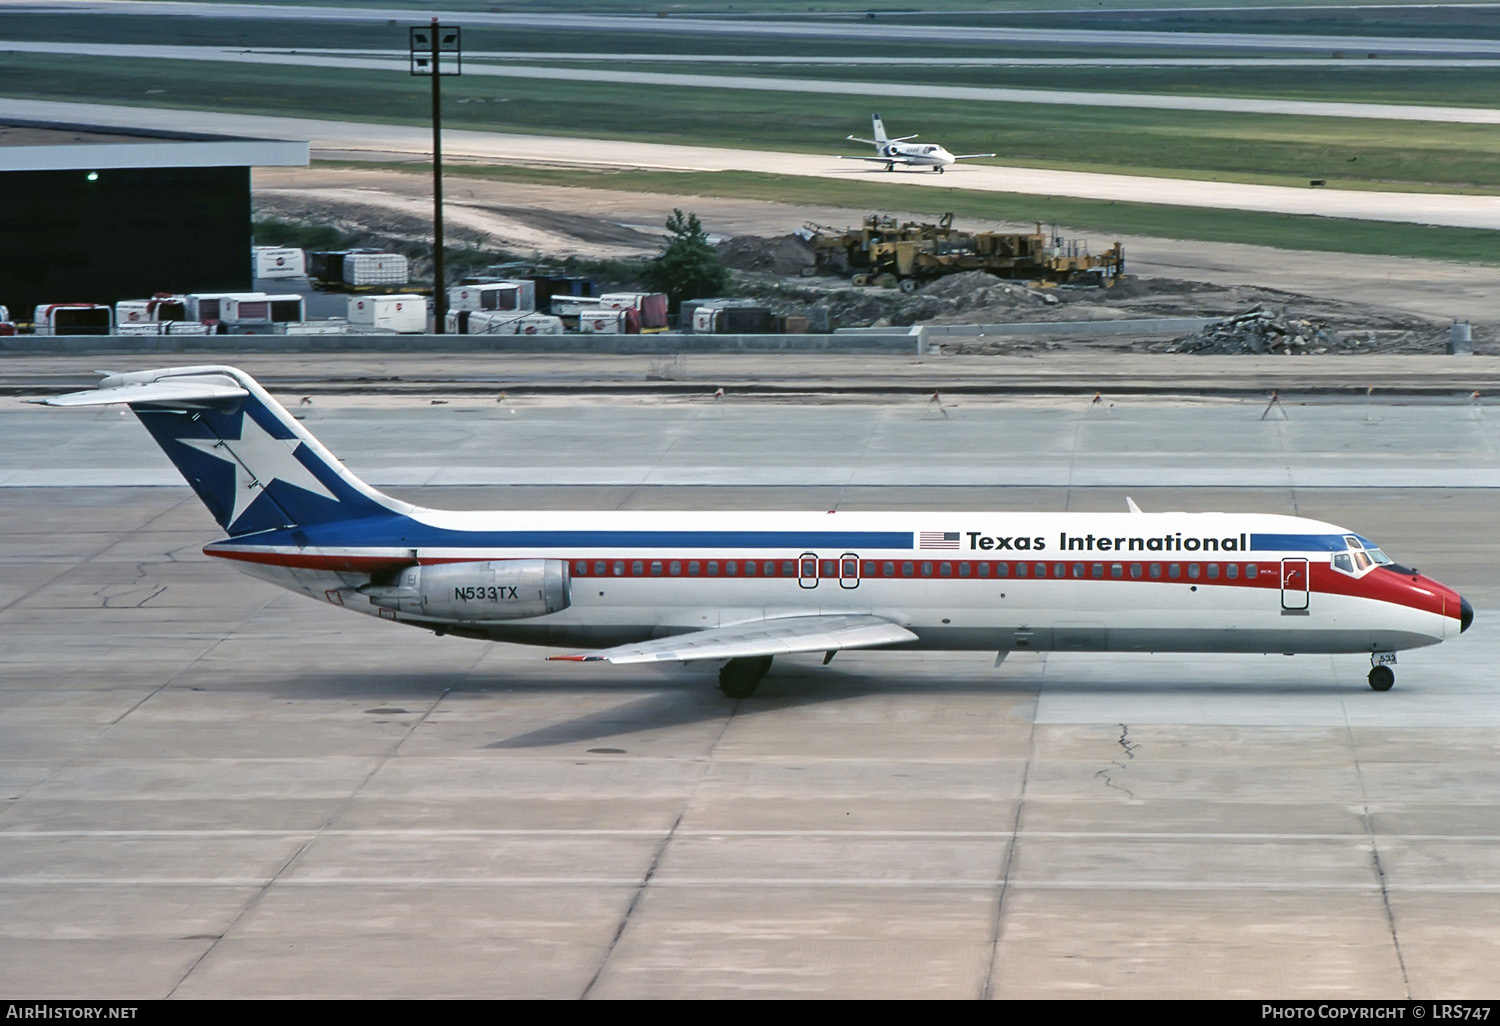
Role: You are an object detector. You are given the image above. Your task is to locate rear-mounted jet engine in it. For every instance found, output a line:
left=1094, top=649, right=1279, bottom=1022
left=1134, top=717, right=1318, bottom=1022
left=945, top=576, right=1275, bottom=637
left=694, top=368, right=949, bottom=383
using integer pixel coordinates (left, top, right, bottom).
left=361, top=559, right=571, bottom=622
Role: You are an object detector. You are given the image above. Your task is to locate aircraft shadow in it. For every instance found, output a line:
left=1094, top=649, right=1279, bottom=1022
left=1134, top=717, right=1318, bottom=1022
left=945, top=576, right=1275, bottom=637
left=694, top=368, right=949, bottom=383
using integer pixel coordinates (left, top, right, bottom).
left=205, top=666, right=1364, bottom=750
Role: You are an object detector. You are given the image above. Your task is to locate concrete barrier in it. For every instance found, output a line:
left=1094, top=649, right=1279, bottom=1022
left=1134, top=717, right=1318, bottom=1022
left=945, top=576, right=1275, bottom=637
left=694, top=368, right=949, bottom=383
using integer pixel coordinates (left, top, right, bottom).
left=0, top=332, right=920, bottom=356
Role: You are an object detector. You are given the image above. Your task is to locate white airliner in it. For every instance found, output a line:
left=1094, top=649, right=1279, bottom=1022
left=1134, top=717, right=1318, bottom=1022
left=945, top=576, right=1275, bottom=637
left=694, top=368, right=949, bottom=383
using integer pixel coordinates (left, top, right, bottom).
left=840, top=114, right=996, bottom=173
left=39, top=365, right=1470, bottom=698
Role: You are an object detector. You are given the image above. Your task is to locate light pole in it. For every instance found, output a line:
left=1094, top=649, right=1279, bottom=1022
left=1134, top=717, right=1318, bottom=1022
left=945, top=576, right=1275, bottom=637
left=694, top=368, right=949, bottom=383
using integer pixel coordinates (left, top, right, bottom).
left=409, top=19, right=461, bottom=333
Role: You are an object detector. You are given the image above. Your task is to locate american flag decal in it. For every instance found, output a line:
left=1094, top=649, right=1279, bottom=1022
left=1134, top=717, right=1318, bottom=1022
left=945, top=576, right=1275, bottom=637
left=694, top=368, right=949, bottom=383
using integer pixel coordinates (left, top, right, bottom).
left=919, top=531, right=961, bottom=550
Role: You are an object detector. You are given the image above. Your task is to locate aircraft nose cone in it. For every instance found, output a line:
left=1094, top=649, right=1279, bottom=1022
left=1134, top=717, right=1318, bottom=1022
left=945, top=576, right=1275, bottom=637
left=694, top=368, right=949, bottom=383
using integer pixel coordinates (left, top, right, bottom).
left=1460, top=596, right=1474, bottom=633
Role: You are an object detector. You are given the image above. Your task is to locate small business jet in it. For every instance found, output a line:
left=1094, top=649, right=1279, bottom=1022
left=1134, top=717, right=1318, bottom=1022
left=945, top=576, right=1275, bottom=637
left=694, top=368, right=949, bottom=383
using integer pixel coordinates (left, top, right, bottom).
left=840, top=114, right=996, bottom=173
left=39, top=366, right=1470, bottom=698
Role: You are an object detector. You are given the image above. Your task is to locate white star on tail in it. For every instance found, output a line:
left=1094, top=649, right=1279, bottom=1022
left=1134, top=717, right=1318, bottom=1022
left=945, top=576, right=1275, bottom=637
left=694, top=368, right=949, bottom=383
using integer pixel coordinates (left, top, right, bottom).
left=178, top=414, right=338, bottom=527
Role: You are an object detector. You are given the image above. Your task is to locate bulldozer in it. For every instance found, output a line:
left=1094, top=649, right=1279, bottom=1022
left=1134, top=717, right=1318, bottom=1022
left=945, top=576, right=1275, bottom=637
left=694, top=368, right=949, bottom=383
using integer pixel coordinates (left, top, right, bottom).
left=806, top=213, right=1124, bottom=289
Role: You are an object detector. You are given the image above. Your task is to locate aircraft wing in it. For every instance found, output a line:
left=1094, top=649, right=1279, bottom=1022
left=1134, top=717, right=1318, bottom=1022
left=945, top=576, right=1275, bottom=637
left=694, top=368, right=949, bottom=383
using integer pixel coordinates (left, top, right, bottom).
left=548, top=614, right=916, bottom=664
left=838, top=155, right=920, bottom=165
left=952, top=153, right=998, bottom=160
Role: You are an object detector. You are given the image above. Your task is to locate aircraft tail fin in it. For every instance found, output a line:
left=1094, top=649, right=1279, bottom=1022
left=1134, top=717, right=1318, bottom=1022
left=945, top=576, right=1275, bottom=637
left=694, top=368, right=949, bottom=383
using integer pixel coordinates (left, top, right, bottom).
left=37, top=365, right=409, bottom=537
left=871, top=113, right=888, bottom=147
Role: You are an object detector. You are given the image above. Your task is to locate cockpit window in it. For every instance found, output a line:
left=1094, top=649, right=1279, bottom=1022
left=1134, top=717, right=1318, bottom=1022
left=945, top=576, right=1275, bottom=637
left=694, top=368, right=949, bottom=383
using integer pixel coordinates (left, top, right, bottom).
left=1335, top=536, right=1389, bottom=576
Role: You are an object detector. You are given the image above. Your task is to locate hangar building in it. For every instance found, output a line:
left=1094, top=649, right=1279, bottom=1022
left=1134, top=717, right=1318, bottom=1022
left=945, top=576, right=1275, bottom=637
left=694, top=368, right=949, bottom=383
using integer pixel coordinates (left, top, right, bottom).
left=0, top=120, right=308, bottom=325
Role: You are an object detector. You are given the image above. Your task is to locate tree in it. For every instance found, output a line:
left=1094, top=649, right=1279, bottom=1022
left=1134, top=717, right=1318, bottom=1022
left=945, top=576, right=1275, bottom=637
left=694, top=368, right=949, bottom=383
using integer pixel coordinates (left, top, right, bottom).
left=642, top=209, right=730, bottom=314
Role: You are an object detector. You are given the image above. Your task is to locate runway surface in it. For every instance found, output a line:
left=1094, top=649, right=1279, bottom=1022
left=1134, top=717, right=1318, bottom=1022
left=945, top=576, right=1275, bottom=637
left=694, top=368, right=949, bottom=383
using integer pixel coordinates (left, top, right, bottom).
left=10, top=96, right=1500, bottom=230
left=29, top=2, right=1500, bottom=57
left=12, top=41, right=1500, bottom=125
left=3, top=364, right=1498, bottom=998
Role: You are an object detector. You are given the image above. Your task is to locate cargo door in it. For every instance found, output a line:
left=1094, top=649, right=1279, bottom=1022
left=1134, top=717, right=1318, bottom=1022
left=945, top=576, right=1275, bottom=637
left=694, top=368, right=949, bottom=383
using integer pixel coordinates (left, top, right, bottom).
left=1280, top=558, right=1309, bottom=611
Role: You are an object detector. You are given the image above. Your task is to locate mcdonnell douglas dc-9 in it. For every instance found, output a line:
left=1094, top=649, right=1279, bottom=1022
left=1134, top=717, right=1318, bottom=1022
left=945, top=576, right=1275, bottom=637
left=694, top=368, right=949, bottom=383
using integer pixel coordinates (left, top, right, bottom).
left=840, top=114, right=996, bottom=173
left=39, top=366, right=1471, bottom=698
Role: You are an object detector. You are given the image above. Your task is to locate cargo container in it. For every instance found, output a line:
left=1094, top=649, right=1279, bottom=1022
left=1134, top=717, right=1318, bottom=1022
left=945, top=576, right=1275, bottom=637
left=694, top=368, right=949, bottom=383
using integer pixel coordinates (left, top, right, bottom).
left=342, top=252, right=409, bottom=286
left=116, top=296, right=188, bottom=326
left=689, top=303, right=774, bottom=334
left=691, top=306, right=724, bottom=334
left=32, top=303, right=112, bottom=336
left=448, top=281, right=534, bottom=314
left=281, top=320, right=349, bottom=335
left=348, top=294, right=428, bottom=334
left=578, top=308, right=638, bottom=334
left=218, top=294, right=305, bottom=326
left=721, top=305, right=774, bottom=334
left=117, top=320, right=216, bottom=336
left=186, top=292, right=241, bottom=321
left=252, top=246, right=307, bottom=279
left=600, top=292, right=668, bottom=331
left=549, top=295, right=603, bottom=318
left=453, top=311, right=564, bottom=335
left=531, top=275, right=596, bottom=309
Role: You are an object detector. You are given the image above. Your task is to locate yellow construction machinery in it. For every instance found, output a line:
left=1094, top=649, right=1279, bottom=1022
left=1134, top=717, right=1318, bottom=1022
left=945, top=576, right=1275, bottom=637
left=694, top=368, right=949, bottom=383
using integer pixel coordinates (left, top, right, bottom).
left=806, top=213, right=1124, bottom=289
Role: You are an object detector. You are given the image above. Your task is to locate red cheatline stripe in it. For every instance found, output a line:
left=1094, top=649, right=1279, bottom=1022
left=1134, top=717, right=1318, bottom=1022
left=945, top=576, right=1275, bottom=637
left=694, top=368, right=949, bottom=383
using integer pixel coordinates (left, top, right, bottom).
left=201, top=547, right=1456, bottom=618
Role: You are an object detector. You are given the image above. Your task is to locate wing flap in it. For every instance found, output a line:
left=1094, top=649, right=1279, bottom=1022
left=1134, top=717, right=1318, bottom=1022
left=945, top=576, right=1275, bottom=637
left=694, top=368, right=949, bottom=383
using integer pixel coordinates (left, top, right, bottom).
left=549, top=614, right=916, bottom=665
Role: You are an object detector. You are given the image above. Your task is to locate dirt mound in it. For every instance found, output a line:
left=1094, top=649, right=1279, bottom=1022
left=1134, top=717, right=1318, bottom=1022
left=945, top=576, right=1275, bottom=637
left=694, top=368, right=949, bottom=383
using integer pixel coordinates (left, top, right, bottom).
left=716, top=234, right=816, bottom=276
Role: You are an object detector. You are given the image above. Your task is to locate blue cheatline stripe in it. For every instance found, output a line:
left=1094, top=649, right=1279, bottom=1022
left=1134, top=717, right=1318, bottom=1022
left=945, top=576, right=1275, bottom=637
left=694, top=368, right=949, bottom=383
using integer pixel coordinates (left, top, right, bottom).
left=1251, top=534, right=1348, bottom=553
left=234, top=518, right=916, bottom=551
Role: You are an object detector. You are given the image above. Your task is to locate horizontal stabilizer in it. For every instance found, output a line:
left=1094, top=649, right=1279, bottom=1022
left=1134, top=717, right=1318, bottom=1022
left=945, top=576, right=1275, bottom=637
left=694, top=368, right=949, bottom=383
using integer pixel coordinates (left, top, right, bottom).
left=549, top=613, right=916, bottom=664
left=35, top=372, right=246, bottom=408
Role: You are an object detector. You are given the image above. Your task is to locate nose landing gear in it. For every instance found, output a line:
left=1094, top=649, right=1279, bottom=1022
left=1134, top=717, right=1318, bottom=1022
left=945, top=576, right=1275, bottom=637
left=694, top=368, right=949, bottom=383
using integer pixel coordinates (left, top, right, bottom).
left=1368, top=653, right=1397, bottom=691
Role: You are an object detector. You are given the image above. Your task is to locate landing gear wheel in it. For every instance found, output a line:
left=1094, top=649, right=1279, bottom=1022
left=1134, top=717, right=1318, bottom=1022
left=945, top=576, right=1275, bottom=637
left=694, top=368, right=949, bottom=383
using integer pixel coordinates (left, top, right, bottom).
left=1368, top=665, right=1395, bottom=692
left=719, top=655, right=773, bottom=699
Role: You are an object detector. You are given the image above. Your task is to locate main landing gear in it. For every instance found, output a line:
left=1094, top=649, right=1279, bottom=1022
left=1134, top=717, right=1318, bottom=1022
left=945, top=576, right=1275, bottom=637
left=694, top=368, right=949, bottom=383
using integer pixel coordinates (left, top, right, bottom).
left=719, top=655, right=773, bottom=699
left=1368, top=653, right=1397, bottom=692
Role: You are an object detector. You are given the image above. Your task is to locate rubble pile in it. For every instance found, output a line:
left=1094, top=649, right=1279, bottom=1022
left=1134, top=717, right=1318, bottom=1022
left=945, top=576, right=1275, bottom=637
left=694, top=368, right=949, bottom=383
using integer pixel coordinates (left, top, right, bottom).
left=1169, top=306, right=1339, bottom=355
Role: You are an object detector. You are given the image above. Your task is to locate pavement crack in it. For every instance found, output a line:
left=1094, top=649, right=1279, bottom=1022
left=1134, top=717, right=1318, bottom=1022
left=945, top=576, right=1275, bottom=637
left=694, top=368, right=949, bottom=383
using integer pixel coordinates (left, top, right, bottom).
left=1094, top=723, right=1138, bottom=799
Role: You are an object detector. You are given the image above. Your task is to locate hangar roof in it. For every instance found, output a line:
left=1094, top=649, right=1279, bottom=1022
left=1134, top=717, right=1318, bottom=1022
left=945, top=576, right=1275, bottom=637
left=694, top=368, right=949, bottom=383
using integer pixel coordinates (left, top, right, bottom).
left=0, top=120, right=308, bottom=172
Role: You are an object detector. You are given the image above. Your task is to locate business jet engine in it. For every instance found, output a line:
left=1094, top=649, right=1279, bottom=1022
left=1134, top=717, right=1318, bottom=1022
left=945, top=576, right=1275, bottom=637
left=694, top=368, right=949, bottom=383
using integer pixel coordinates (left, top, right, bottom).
left=361, top=559, right=571, bottom=622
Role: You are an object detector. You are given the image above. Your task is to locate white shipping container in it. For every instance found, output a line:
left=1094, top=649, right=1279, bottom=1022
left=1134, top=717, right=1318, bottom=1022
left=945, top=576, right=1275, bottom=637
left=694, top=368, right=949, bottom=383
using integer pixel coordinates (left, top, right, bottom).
left=187, top=292, right=261, bottom=321
left=448, top=281, right=534, bottom=314
left=348, top=294, right=427, bottom=333
left=219, top=294, right=305, bottom=325
left=692, top=306, right=724, bottom=333
left=252, top=246, right=307, bottom=279
left=116, top=296, right=189, bottom=325
left=32, top=303, right=112, bottom=336
left=342, top=253, right=409, bottom=286
left=117, top=320, right=215, bottom=336
left=281, top=319, right=350, bottom=335
left=549, top=295, right=602, bottom=318
left=578, top=309, right=630, bottom=334
left=465, top=311, right=564, bottom=336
